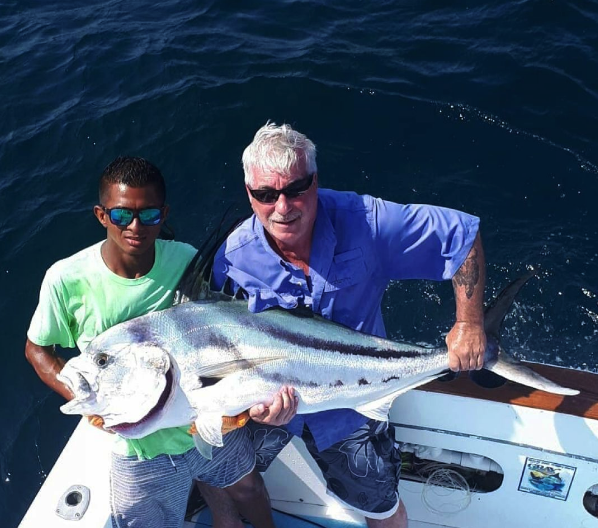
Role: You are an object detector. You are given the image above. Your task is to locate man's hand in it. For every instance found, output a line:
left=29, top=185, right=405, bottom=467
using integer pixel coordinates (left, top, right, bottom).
left=188, top=411, right=251, bottom=436
left=249, top=386, right=299, bottom=426
left=445, top=321, right=486, bottom=372
left=87, top=415, right=114, bottom=433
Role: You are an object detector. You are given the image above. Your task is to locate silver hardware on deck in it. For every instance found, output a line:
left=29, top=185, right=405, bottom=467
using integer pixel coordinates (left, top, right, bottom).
left=56, top=485, right=91, bottom=520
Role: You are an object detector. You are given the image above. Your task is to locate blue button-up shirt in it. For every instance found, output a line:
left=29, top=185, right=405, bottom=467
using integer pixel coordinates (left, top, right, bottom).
left=213, top=189, right=479, bottom=451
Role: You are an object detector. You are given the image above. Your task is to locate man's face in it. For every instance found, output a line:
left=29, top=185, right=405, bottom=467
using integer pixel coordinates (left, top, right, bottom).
left=94, top=183, right=169, bottom=258
left=246, top=161, right=318, bottom=252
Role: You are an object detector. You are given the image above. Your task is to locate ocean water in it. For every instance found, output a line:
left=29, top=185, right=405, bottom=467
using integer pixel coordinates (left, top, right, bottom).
left=1, top=1, right=597, bottom=526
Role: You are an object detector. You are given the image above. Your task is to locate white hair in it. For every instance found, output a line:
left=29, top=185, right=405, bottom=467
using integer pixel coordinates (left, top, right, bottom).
left=242, top=122, right=317, bottom=186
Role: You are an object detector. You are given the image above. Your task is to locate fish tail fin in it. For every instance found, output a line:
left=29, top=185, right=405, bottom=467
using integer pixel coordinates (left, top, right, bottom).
left=173, top=207, right=250, bottom=305
left=192, top=434, right=214, bottom=460
left=483, top=347, right=579, bottom=396
left=483, top=269, right=539, bottom=340
left=471, top=269, right=579, bottom=396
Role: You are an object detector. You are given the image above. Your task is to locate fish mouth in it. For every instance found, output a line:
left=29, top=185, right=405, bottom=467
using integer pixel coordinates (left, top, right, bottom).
left=109, top=367, right=175, bottom=434
left=58, top=371, right=93, bottom=404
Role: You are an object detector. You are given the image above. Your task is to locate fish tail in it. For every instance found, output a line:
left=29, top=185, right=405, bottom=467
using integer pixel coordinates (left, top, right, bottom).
left=483, top=347, right=579, bottom=396
left=469, top=270, right=579, bottom=396
left=483, top=269, right=538, bottom=340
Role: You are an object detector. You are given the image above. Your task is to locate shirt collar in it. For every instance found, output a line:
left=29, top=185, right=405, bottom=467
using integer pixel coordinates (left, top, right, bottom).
left=253, top=216, right=286, bottom=266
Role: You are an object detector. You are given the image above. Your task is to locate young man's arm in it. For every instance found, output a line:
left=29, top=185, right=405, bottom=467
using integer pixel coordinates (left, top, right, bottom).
left=25, top=338, right=73, bottom=400
left=445, top=232, right=487, bottom=372
left=25, top=338, right=110, bottom=430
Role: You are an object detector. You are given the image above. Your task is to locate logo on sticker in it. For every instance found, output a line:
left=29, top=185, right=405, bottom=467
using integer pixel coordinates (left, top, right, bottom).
left=518, top=457, right=576, bottom=501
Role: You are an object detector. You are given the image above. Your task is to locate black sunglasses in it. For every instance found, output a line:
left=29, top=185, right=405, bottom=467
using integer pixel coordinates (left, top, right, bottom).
left=247, top=174, right=315, bottom=204
left=100, top=206, right=164, bottom=227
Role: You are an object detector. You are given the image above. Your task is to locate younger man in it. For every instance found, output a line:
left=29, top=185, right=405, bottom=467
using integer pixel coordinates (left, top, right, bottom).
left=25, top=156, right=270, bottom=528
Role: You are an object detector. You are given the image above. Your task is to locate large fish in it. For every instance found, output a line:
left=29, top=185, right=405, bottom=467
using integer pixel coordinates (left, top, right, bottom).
left=57, top=225, right=579, bottom=452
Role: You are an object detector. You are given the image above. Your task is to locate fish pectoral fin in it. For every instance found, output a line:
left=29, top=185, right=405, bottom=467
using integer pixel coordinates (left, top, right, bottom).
left=193, top=412, right=225, bottom=451
left=355, top=394, right=397, bottom=422
left=196, top=357, right=285, bottom=383
left=192, top=434, right=214, bottom=460
left=355, top=376, right=441, bottom=421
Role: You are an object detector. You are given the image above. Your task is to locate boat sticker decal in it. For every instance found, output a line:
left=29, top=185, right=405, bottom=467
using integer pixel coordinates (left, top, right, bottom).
left=518, top=457, right=576, bottom=501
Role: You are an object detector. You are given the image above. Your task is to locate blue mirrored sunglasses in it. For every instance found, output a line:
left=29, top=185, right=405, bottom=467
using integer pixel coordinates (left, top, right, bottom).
left=101, top=206, right=163, bottom=227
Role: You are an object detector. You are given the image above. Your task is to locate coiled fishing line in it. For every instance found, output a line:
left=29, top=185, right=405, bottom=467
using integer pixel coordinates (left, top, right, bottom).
left=421, top=465, right=472, bottom=515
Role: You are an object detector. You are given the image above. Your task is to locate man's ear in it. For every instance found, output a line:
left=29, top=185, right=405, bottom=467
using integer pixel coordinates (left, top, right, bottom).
left=93, top=205, right=108, bottom=228
left=161, top=204, right=170, bottom=223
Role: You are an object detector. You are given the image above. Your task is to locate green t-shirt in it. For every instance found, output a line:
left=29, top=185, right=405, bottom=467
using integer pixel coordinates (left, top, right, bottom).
left=28, top=239, right=198, bottom=460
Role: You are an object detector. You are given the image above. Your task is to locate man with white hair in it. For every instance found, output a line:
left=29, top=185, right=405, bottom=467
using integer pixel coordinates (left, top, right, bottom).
left=215, top=122, right=486, bottom=527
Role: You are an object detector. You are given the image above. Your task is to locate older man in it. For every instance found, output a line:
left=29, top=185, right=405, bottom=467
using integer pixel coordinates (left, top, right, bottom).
left=214, top=123, right=486, bottom=527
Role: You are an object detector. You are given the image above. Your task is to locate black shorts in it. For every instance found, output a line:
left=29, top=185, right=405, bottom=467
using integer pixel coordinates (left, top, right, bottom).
left=248, top=419, right=401, bottom=517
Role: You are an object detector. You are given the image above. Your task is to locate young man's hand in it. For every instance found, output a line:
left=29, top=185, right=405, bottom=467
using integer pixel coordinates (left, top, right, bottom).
left=188, top=411, right=251, bottom=436
left=87, top=415, right=114, bottom=433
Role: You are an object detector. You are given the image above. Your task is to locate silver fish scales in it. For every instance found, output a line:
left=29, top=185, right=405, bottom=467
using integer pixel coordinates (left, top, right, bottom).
left=58, top=274, right=579, bottom=452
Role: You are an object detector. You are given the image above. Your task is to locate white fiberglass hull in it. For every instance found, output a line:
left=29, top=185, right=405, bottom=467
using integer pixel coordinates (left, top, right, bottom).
left=18, top=364, right=598, bottom=528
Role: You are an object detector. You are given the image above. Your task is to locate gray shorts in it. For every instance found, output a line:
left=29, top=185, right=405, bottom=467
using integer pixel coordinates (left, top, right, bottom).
left=110, top=428, right=255, bottom=528
left=249, top=419, right=401, bottom=518
left=192, top=426, right=256, bottom=487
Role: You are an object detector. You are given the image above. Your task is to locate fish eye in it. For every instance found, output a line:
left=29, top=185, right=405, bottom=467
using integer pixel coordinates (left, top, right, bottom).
left=94, top=353, right=109, bottom=368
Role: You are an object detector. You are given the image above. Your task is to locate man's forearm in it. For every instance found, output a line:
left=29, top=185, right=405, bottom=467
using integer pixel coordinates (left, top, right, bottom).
left=25, top=339, right=74, bottom=401
left=452, top=232, right=485, bottom=323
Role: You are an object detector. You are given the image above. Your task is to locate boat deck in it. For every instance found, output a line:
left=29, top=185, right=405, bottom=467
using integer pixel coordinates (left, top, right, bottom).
left=187, top=509, right=362, bottom=527
left=186, top=509, right=442, bottom=527
left=19, top=363, right=598, bottom=528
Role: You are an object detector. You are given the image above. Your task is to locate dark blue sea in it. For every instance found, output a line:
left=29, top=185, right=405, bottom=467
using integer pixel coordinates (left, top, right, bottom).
left=1, top=1, right=597, bottom=526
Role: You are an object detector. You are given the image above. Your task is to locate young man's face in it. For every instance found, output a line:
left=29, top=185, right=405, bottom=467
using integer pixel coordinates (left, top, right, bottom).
left=94, top=183, right=169, bottom=258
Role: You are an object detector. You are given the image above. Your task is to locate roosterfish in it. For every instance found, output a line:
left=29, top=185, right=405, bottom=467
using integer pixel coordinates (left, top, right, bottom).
left=57, top=222, right=579, bottom=457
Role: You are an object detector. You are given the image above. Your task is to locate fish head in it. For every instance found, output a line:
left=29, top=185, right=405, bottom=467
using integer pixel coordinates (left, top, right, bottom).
left=58, top=331, right=173, bottom=435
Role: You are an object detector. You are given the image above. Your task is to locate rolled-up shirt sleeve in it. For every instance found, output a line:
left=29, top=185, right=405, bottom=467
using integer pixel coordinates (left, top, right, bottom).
left=370, top=198, right=480, bottom=281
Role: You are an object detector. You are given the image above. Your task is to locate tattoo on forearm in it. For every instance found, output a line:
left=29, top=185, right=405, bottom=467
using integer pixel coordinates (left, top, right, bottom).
left=454, top=247, right=479, bottom=299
